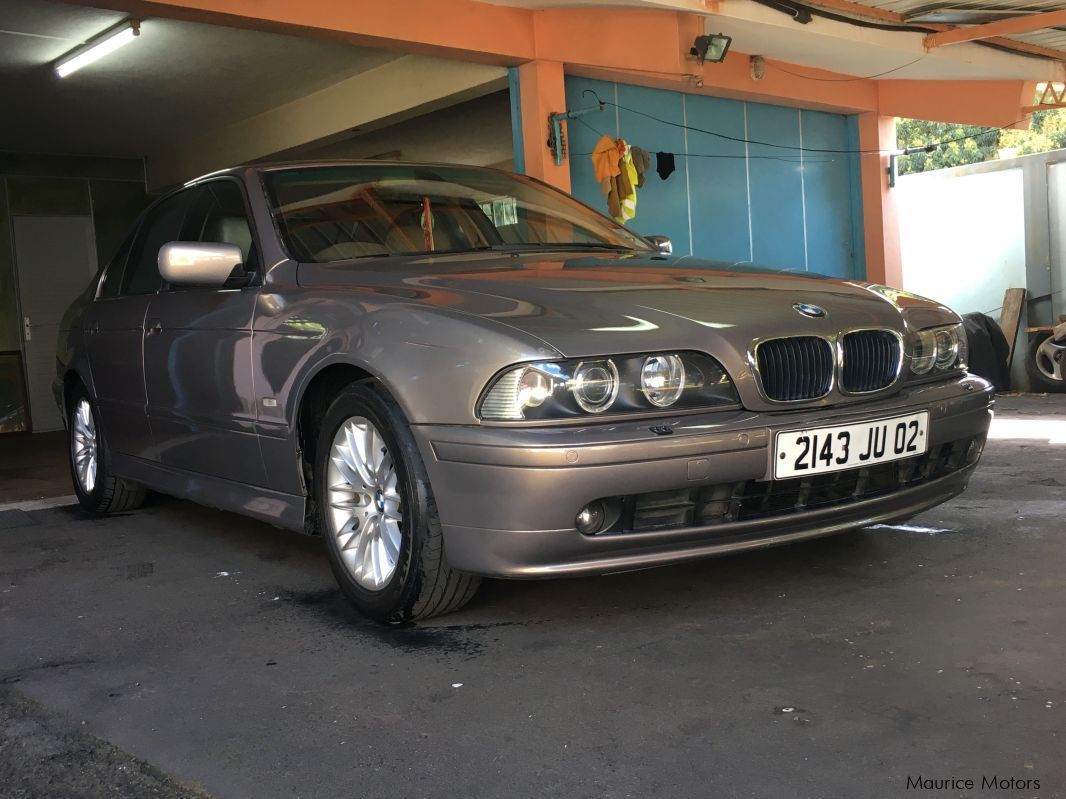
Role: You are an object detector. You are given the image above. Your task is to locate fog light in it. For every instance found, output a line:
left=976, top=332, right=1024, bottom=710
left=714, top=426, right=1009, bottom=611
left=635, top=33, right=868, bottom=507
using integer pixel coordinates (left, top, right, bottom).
left=965, top=436, right=985, bottom=465
left=576, top=501, right=606, bottom=535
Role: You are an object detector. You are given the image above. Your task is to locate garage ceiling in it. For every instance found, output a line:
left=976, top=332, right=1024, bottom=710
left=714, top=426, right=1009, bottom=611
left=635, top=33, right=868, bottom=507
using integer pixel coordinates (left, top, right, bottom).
left=0, top=0, right=401, bottom=157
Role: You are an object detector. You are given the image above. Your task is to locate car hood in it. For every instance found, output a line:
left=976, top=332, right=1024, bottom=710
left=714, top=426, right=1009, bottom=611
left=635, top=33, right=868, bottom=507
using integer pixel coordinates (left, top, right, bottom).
left=296, top=250, right=955, bottom=360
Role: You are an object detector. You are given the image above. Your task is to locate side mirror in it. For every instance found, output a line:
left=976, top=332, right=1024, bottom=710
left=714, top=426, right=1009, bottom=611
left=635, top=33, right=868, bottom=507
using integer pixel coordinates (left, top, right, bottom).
left=158, top=242, right=244, bottom=288
left=646, top=235, right=672, bottom=254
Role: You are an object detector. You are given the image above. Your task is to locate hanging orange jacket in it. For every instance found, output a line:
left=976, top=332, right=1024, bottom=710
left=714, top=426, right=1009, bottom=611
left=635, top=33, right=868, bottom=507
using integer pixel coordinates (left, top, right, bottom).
left=591, top=135, right=621, bottom=186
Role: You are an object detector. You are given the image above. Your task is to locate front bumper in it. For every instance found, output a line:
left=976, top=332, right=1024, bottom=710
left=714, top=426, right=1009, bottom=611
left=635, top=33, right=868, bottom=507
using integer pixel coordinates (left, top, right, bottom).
left=411, top=375, right=994, bottom=578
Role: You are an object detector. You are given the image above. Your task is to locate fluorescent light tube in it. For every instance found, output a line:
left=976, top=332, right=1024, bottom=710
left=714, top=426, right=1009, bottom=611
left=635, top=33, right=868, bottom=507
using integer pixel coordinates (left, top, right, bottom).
left=55, top=21, right=140, bottom=79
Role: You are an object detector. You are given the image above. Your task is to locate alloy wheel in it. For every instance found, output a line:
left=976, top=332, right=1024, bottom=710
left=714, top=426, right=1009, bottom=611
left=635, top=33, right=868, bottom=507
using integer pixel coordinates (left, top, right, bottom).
left=71, top=398, right=98, bottom=494
left=326, top=416, right=403, bottom=589
left=1035, top=336, right=1065, bottom=383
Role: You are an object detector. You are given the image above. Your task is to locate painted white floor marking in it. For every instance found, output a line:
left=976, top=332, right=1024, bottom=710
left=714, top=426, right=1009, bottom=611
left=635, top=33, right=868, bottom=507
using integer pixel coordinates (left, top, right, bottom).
left=0, top=495, right=78, bottom=512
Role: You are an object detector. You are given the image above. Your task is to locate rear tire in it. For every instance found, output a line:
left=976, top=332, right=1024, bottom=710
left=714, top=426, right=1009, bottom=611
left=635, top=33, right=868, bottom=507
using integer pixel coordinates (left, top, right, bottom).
left=67, top=384, right=146, bottom=513
left=1025, top=331, right=1066, bottom=393
left=314, top=381, right=480, bottom=623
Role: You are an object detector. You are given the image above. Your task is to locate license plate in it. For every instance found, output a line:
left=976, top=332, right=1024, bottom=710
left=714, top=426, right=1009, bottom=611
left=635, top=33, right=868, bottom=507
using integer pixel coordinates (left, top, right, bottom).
left=773, top=411, right=929, bottom=479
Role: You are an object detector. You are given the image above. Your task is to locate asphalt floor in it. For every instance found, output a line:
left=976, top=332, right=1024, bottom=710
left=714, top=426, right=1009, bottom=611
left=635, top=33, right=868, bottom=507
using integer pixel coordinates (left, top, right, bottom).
left=1, top=395, right=1064, bottom=798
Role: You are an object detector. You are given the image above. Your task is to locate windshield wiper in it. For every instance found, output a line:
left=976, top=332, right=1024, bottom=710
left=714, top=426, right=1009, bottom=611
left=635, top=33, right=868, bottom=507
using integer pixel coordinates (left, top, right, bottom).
left=486, top=242, right=636, bottom=252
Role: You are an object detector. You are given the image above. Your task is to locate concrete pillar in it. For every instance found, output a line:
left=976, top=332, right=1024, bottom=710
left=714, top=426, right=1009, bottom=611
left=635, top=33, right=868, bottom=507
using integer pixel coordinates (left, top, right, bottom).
left=515, top=60, right=570, bottom=192
left=857, top=113, right=903, bottom=287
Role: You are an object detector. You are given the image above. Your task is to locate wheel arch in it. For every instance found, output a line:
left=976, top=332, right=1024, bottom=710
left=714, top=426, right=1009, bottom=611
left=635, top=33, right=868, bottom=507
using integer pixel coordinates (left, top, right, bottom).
left=293, top=359, right=403, bottom=532
left=61, top=367, right=94, bottom=425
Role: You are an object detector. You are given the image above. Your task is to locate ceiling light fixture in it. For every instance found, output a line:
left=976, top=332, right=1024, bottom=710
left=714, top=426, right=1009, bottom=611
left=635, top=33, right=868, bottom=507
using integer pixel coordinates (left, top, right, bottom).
left=691, top=33, right=732, bottom=65
left=55, top=20, right=140, bottom=79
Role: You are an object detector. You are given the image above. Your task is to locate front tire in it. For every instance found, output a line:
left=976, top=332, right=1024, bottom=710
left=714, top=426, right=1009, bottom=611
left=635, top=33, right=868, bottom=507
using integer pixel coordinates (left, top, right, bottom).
left=67, top=385, right=146, bottom=513
left=314, top=382, right=480, bottom=623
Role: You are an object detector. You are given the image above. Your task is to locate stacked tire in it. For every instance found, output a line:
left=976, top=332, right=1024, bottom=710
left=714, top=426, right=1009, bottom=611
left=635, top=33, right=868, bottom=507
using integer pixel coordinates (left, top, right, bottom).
left=1025, top=322, right=1066, bottom=393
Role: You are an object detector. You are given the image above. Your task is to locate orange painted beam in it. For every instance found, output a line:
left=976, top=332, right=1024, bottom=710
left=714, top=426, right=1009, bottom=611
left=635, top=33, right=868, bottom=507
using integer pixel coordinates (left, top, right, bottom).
left=535, top=8, right=690, bottom=77
left=878, top=80, right=1034, bottom=127
left=982, top=35, right=1066, bottom=62
left=569, top=55, right=879, bottom=116
left=925, top=9, right=1066, bottom=49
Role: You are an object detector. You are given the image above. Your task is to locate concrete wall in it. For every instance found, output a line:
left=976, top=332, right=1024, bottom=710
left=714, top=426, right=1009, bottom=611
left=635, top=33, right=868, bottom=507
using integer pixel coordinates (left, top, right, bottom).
left=283, top=90, right=513, bottom=169
left=897, top=148, right=1066, bottom=388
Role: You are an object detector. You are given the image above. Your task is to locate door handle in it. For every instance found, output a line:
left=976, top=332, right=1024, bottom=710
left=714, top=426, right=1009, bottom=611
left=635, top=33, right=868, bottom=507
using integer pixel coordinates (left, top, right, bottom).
left=86, top=320, right=100, bottom=336
left=146, top=319, right=162, bottom=336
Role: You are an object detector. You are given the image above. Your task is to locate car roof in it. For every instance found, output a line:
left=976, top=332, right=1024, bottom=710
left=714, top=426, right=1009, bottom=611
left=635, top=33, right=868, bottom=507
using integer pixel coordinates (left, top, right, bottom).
left=185, top=160, right=507, bottom=186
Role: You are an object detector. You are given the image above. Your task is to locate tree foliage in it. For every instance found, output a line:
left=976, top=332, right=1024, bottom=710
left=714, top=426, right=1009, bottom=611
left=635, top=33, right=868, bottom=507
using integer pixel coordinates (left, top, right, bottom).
left=896, top=109, right=1066, bottom=175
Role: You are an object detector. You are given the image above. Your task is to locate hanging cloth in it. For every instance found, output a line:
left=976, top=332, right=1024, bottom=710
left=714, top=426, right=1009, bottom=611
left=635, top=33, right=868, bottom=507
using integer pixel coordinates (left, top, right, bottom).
left=619, top=143, right=639, bottom=223
left=631, top=146, right=651, bottom=188
left=591, top=135, right=621, bottom=194
left=604, top=139, right=632, bottom=221
left=656, top=151, right=676, bottom=181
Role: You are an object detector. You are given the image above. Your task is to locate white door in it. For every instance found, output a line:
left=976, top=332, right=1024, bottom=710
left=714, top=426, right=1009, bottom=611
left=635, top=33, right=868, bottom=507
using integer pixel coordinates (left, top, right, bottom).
left=13, top=216, right=97, bottom=432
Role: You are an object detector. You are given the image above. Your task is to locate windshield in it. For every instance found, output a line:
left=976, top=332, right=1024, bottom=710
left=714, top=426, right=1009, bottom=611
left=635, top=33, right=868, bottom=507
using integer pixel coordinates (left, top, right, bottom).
left=262, top=164, right=652, bottom=263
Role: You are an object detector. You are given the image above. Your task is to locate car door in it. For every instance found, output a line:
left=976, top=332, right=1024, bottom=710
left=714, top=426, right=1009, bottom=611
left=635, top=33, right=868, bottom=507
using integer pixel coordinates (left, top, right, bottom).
left=142, top=179, right=266, bottom=486
left=83, top=190, right=196, bottom=460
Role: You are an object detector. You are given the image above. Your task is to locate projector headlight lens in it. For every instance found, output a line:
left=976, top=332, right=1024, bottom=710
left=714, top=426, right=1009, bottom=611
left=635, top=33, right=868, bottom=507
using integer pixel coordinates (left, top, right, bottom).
left=911, top=330, right=936, bottom=375
left=572, top=360, right=619, bottom=413
left=934, top=327, right=960, bottom=370
left=640, top=354, right=686, bottom=407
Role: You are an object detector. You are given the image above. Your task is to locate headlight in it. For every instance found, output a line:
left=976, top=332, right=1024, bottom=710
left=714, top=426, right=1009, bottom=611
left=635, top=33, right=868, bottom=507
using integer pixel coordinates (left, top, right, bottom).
left=641, top=355, right=686, bottom=407
left=909, top=323, right=966, bottom=377
left=479, top=351, right=737, bottom=421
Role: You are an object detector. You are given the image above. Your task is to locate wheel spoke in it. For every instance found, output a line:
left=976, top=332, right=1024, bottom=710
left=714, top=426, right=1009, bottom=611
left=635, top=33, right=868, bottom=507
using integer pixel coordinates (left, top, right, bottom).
left=380, top=517, right=400, bottom=561
left=340, top=428, right=372, bottom=488
left=330, top=454, right=361, bottom=491
left=352, top=524, right=371, bottom=570
left=382, top=497, right=402, bottom=520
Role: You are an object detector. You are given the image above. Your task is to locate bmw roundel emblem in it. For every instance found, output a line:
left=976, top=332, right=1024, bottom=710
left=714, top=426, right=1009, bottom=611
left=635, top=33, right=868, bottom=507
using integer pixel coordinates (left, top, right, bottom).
left=793, top=302, right=827, bottom=319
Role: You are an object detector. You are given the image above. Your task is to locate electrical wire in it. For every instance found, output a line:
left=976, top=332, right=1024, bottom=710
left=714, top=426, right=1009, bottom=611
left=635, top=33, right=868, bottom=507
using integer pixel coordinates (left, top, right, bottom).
left=569, top=116, right=839, bottom=163
left=769, top=55, right=927, bottom=82
left=579, top=89, right=1032, bottom=156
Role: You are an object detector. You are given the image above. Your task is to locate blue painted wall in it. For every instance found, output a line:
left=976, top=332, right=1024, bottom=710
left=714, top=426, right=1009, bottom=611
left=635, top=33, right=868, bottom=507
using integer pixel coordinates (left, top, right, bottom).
left=563, top=76, right=864, bottom=279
